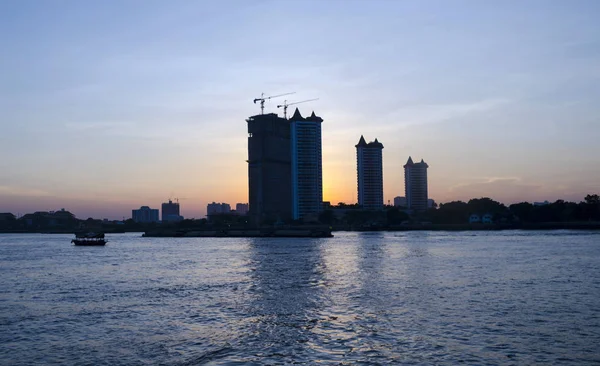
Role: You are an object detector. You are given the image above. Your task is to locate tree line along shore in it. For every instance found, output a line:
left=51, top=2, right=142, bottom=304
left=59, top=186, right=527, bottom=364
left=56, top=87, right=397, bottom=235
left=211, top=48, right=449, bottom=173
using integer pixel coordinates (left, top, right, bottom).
left=1, top=195, right=599, bottom=234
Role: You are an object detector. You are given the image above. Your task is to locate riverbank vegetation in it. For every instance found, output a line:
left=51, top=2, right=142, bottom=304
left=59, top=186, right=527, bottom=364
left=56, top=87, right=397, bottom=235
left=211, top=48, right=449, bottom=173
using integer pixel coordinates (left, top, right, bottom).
left=1, top=195, right=598, bottom=233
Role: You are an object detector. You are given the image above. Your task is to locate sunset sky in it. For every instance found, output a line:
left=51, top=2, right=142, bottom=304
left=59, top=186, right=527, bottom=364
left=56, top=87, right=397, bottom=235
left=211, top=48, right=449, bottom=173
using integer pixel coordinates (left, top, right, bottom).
left=1, top=0, right=599, bottom=219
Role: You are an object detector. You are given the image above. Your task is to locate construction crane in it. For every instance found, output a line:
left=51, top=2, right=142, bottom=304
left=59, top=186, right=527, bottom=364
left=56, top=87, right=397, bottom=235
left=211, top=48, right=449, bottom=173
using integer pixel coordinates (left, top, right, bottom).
left=167, top=196, right=187, bottom=204
left=253, top=92, right=295, bottom=114
left=174, top=197, right=187, bottom=204
left=277, top=98, right=319, bottom=119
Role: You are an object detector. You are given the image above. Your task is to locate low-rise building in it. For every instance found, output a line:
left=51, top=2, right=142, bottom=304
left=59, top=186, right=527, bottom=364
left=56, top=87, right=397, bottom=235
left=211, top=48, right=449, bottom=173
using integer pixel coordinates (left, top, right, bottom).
left=0, top=213, right=16, bottom=229
left=469, top=213, right=494, bottom=224
left=132, top=206, right=159, bottom=223
left=207, top=202, right=231, bottom=216
left=235, top=203, right=249, bottom=216
left=534, top=201, right=550, bottom=206
left=469, top=214, right=481, bottom=223
left=20, top=209, right=77, bottom=228
left=482, top=213, right=493, bottom=224
left=0, top=213, right=16, bottom=221
left=393, top=196, right=407, bottom=207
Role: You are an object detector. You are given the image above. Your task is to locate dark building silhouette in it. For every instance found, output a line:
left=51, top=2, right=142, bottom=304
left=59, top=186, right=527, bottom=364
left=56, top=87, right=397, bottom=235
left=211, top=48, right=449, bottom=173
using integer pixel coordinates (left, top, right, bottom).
left=356, top=136, right=384, bottom=210
left=235, top=203, right=249, bottom=215
left=0, top=213, right=17, bottom=230
left=247, top=113, right=292, bottom=224
left=161, top=200, right=181, bottom=222
left=207, top=202, right=231, bottom=215
left=290, top=109, right=324, bottom=220
left=19, top=209, right=77, bottom=229
left=0, top=213, right=16, bottom=221
left=404, top=156, right=429, bottom=211
left=132, top=206, right=159, bottom=223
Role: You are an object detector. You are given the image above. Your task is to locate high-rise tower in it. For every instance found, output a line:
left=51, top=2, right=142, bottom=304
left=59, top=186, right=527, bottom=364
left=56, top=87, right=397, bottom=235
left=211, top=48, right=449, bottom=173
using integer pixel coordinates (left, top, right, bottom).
left=290, top=109, right=323, bottom=220
left=356, top=136, right=384, bottom=210
left=247, top=113, right=292, bottom=224
left=404, top=156, right=429, bottom=211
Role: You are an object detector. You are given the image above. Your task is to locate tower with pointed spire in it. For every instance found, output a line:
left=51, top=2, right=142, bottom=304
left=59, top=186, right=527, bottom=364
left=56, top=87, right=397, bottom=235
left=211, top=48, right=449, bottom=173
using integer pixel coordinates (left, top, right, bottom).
left=356, top=136, right=384, bottom=210
left=290, top=108, right=324, bottom=220
left=404, top=156, right=429, bottom=211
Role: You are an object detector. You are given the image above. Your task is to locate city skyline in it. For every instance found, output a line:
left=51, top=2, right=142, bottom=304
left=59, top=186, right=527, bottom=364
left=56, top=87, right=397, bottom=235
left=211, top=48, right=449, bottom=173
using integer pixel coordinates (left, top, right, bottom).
left=2, top=1, right=600, bottom=219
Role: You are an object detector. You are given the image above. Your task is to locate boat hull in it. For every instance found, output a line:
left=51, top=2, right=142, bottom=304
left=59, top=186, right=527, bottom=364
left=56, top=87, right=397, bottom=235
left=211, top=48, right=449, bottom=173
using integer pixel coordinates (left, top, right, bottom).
left=72, top=239, right=106, bottom=246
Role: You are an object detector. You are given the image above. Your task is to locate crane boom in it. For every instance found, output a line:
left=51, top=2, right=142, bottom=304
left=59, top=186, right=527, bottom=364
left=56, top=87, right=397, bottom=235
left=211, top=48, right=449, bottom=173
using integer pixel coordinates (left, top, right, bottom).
left=253, top=92, right=296, bottom=114
left=277, top=98, right=319, bottom=119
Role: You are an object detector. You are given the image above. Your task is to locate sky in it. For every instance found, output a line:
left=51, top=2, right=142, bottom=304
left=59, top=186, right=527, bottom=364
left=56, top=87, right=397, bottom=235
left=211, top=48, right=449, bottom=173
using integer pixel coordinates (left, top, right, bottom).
left=1, top=0, right=599, bottom=219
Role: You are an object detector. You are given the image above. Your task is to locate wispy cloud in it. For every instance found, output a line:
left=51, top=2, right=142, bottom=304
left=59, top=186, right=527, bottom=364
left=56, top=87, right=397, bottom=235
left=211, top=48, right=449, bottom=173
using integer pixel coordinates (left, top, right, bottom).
left=63, top=121, right=136, bottom=131
left=388, top=98, right=511, bottom=127
left=0, top=185, right=52, bottom=197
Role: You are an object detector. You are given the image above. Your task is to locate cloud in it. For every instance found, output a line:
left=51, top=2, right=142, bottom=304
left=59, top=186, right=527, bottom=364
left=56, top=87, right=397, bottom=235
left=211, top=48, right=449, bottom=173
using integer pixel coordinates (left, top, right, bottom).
left=387, top=98, right=511, bottom=127
left=63, top=121, right=135, bottom=131
left=0, top=185, right=52, bottom=197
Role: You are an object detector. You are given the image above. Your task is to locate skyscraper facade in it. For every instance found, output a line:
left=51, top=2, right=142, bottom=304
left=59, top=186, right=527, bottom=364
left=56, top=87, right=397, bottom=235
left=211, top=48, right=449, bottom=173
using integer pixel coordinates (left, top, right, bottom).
left=290, top=109, right=324, bottom=220
left=247, top=113, right=292, bottom=224
left=356, top=136, right=384, bottom=210
left=404, top=156, right=429, bottom=211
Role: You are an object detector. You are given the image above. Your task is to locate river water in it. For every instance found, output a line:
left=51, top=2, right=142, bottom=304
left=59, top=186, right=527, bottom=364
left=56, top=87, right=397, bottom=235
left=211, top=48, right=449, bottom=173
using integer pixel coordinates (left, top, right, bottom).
left=1, top=231, right=599, bottom=365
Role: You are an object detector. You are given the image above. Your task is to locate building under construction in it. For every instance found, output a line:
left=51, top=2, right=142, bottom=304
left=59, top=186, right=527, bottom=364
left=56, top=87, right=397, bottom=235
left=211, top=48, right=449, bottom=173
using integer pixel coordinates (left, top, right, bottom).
left=247, top=113, right=292, bottom=224
left=161, top=199, right=181, bottom=222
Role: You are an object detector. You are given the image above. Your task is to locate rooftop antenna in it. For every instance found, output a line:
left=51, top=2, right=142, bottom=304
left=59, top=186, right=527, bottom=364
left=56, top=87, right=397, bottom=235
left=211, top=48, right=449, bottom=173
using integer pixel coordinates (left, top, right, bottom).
left=277, top=98, right=319, bottom=119
left=253, top=92, right=295, bottom=114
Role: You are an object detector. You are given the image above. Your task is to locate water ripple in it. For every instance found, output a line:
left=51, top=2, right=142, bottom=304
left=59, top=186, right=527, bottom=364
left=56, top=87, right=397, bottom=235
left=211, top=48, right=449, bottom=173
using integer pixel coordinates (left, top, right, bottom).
left=0, top=231, right=599, bottom=364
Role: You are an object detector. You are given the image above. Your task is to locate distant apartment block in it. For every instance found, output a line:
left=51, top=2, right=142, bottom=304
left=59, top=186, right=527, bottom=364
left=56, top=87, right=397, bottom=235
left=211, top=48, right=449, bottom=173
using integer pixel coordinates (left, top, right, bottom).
left=15, top=209, right=77, bottom=229
left=132, top=206, right=159, bottom=223
left=161, top=200, right=183, bottom=222
left=247, top=112, right=292, bottom=224
left=290, top=108, right=324, bottom=220
left=534, top=201, right=550, bottom=206
left=0, top=213, right=16, bottom=230
left=356, top=136, right=384, bottom=210
left=428, top=198, right=436, bottom=209
left=404, top=156, right=429, bottom=211
left=469, top=213, right=493, bottom=224
left=235, top=203, right=249, bottom=215
left=0, top=213, right=16, bottom=221
left=207, top=202, right=231, bottom=216
left=394, top=196, right=407, bottom=207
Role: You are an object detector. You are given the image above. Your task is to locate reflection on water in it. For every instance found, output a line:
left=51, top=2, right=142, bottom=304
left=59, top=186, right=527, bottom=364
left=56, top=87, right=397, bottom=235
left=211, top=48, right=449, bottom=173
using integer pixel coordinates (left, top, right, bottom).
left=1, top=231, right=600, bottom=364
left=237, top=238, right=327, bottom=362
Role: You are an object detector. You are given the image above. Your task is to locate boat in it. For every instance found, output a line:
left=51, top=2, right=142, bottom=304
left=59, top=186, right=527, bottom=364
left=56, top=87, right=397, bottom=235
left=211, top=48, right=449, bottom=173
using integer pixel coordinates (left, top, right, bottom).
left=72, top=232, right=107, bottom=246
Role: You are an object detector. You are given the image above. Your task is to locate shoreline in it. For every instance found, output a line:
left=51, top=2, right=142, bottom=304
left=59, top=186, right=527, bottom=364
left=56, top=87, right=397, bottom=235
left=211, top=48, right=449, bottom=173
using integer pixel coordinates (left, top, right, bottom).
left=1, top=222, right=599, bottom=236
left=132, top=222, right=600, bottom=237
left=341, top=222, right=600, bottom=232
left=142, top=227, right=334, bottom=238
